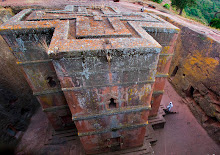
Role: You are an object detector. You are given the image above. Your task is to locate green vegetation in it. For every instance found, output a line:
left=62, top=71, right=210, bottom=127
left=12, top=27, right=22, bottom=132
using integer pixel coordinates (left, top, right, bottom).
left=210, top=18, right=220, bottom=28
left=184, top=0, right=220, bottom=24
left=150, top=0, right=219, bottom=28
left=152, top=0, right=163, bottom=4
left=171, top=0, right=197, bottom=15
left=163, top=3, right=170, bottom=9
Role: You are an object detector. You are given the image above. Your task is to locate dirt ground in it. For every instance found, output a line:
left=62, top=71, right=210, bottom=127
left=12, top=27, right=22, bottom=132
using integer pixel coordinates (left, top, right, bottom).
left=15, top=80, right=220, bottom=154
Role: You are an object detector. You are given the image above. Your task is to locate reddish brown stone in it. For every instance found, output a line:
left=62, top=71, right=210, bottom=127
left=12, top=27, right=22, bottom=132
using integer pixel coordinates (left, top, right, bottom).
left=149, top=33, right=179, bottom=117
left=0, top=5, right=179, bottom=154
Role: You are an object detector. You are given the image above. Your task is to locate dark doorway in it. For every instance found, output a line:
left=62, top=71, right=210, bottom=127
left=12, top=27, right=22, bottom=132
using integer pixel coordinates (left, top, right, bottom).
left=189, top=86, right=194, bottom=97
left=60, top=115, right=75, bottom=127
left=171, top=66, right=179, bottom=77
left=186, top=86, right=194, bottom=97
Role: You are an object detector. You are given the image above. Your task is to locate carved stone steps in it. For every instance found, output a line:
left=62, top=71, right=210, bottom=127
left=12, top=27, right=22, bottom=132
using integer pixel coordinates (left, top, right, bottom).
left=149, top=105, right=166, bottom=130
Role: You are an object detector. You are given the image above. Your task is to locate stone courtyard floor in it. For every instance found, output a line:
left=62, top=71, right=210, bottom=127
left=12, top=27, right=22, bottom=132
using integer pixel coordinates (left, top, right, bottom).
left=152, top=80, right=220, bottom=155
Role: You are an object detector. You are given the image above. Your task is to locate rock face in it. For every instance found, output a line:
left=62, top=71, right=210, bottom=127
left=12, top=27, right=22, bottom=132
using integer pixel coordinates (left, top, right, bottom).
left=163, top=17, right=220, bottom=143
left=0, top=8, right=39, bottom=146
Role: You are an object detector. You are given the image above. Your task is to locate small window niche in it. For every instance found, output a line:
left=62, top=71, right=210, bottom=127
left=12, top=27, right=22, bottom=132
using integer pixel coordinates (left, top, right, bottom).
left=46, top=76, right=56, bottom=87
left=109, top=98, right=117, bottom=109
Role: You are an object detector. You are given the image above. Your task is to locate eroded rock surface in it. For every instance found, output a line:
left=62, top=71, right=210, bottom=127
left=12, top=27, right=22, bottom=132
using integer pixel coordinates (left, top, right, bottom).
left=166, top=20, right=220, bottom=144
left=0, top=7, right=39, bottom=148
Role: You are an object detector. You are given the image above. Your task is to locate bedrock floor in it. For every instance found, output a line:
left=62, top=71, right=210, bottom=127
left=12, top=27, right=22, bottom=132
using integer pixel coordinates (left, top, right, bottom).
left=152, top=80, right=220, bottom=155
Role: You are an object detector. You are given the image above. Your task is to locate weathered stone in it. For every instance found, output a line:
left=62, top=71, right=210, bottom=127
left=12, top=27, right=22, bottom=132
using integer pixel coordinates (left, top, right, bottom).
left=0, top=7, right=13, bottom=24
left=203, top=122, right=220, bottom=143
left=0, top=8, right=39, bottom=145
left=161, top=15, right=220, bottom=143
left=215, top=113, right=220, bottom=122
left=194, top=96, right=215, bottom=117
left=197, top=83, right=209, bottom=96
left=0, top=5, right=179, bottom=154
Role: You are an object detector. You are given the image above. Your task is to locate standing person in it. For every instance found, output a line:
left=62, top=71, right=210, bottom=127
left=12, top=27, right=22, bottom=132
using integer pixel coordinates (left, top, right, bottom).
left=167, top=102, right=173, bottom=111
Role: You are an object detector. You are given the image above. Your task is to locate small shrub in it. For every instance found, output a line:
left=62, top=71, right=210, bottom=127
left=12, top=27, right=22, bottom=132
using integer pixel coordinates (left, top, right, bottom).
left=152, top=0, right=163, bottom=4
left=210, top=18, right=220, bottom=29
left=163, top=3, right=170, bottom=10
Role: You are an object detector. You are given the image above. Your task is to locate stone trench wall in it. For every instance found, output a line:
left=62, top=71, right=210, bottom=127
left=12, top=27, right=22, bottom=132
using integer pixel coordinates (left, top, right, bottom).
left=159, top=15, right=220, bottom=144
left=0, top=8, right=39, bottom=147
left=0, top=5, right=219, bottom=147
